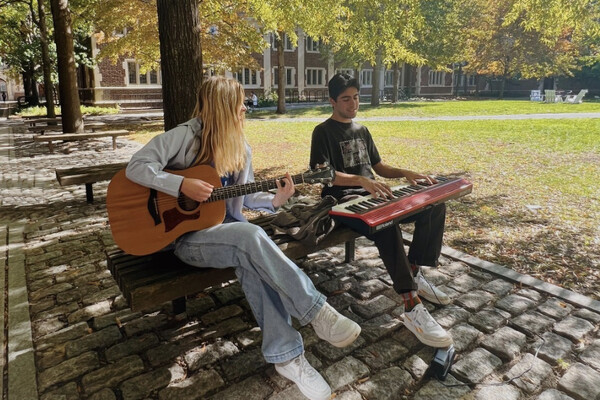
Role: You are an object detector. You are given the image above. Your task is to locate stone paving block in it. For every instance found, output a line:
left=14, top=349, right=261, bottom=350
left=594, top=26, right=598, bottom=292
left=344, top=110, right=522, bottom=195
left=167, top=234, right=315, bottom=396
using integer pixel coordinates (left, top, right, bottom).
left=403, top=354, right=429, bottom=380
left=158, top=368, right=225, bottom=400
left=81, top=355, right=145, bottom=395
left=324, top=356, right=370, bottom=391
left=235, top=326, right=262, bottom=349
left=355, top=366, right=413, bottom=400
left=360, top=313, right=403, bottom=342
left=186, top=295, right=217, bottom=317
left=40, top=381, right=80, bottom=400
left=557, top=362, right=600, bottom=400
left=122, top=314, right=169, bottom=337
left=353, top=266, right=386, bottom=280
left=474, top=382, right=521, bottom=400
left=211, top=282, right=245, bottom=304
left=579, top=339, right=600, bottom=372
left=455, top=289, right=496, bottom=312
left=353, top=338, right=409, bottom=369
left=536, top=388, right=575, bottom=400
left=314, top=336, right=365, bottom=362
left=481, top=326, right=527, bottom=361
left=219, top=347, right=267, bottom=382
left=327, top=292, right=358, bottom=312
left=452, top=347, right=503, bottom=384
left=120, top=364, right=185, bottom=400
left=184, top=340, right=239, bottom=371
left=553, top=315, right=595, bottom=342
left=495, top=294, right=537, bottom=316
left=537, top=298, right=574, bottom=319
left=529, top=331, right=573, bottom=365
left=516, top=288, right=544, bottom=302
left=349, top=278, right=389, bottom=300
left=573, top=308, right=600, bottom=323
left=481, top=279, right=515, bottom=296
left=468, top=307, right=511, bottom=334
left=66, top=325, right=123, bottom=358
left=330, top=390, right=363, bottom=400
left=448, top=323, right=482, bottom=352
left=511, top=310, right=556, bottom=336
left=201, top=304, right=244, bottom=325
left=38, top=351, right=100, bottom=392
left=441, top=261, right=470, bottom=277
left=319, top=275, right=357, bottom=295
left=432, top=305, right=470, bottom=329
left=146, top=343, right=183, bottom=368
left=207, top=375, right=274, bottom=400
left=67, top=300, right=112, bottom=324
left=504, top=353, right=554, bottom=394
left=351, top=294, right=396, bottom=319
left=419, top=266, right=450, bottom=286
left=413, top=373, right=472, bottom=399
left=446, top=273, right=483, bottom=293
left=105, top=332, right=160, bottom=362
left=92, top=309, right=142, bottom=330
left=89, top=388, right=117, bottom=400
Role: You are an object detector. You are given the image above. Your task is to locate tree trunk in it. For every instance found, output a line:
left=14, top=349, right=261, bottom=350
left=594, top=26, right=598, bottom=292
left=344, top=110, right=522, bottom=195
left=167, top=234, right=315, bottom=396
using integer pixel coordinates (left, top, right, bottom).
left=499, top=76, right=506, bottom=99
left=276, top=32, right=286, bottom=114
left=370, top=50, right=382, bottom=106
left=38, top=0, right=56, bottom=119
left=22, top=65, right=39, bottom=106
left=454, top=64, right=462, bottom=96
left=50, top=0, right=83, bottom=133
left=392, top=62, right=399, bottom=103
left=157, top=0, right=203, bottom=131
left=405, top=66, right=412, bottom=98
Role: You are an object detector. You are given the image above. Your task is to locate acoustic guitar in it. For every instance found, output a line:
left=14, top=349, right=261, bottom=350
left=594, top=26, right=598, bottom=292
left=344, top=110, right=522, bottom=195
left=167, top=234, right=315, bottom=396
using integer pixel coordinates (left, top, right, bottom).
left=106, top=164, right=335, bottom=255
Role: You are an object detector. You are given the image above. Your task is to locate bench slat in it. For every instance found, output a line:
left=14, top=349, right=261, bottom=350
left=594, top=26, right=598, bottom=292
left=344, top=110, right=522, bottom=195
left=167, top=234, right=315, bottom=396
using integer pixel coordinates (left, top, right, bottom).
left=55, top=162, right=128, bottom=186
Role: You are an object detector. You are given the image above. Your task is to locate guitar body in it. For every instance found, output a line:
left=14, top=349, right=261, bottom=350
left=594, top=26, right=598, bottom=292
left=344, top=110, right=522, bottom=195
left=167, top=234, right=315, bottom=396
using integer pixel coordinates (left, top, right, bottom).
left=107, top=164, right=225, bottom=255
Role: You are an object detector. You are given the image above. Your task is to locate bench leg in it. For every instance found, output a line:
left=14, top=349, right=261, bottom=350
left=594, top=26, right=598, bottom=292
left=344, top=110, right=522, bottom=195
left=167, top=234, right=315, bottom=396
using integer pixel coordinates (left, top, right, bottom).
left=85, top=183, right=94, bottom=204
left=48, top=140, right=54, bottom=153
left=112, top=137, right=117, bottom=150
left=172, top=297, right=187, bottom=315
left=345, top=239, right=355, bottom=263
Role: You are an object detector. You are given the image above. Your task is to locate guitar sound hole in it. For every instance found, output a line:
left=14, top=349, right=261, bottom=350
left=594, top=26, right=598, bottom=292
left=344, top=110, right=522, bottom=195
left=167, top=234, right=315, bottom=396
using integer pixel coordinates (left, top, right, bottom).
left=177, top=194, right=200, bottom=212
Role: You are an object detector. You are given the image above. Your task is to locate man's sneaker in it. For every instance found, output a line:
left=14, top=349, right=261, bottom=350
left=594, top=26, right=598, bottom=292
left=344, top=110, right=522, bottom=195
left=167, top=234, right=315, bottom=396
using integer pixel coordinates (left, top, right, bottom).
left=311, top=303, right=361, bottom=348
left=402, top=303, right=453, bottom=348
left=275, top=353, right=331, bottom=400
left=416, top=270, right=451, bottom=305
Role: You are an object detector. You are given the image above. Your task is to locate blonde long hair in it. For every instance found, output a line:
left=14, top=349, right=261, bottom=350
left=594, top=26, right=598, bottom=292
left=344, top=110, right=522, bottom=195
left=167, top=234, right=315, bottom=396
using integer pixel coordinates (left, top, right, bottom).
left=191, top=76, right=246, bottom=176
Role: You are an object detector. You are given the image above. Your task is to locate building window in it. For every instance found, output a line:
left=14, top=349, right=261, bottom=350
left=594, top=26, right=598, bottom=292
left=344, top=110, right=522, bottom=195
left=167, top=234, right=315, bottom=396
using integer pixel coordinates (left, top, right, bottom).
left=428, top=70, right=445, bottom=86
left=459, top=74, right=476, bottom=86
left=306, top=68, right=325, bottom=86
left=126, top=61, right=160, bottom=86
left=306, top=37, right=320, bottom=53
left=273, top=67, right=295, bottom=87
left=384, top=71, right=395, bottom=87
left=270, top=33, right=295, bottom=51
left=233, top=68, right=259, bottom=86
left=0, top=81, right=7, bottom=93
left=360, top=70, right=372, bottom=87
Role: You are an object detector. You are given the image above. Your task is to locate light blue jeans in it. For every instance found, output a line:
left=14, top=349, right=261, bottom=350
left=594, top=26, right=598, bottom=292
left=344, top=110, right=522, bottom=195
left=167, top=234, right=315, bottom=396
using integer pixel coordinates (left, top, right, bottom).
left=174, top=221, right=326, bottom=364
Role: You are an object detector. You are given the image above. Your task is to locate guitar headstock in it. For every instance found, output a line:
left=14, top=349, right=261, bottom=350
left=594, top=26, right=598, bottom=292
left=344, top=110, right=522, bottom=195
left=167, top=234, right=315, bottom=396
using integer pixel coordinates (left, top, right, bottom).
left=302, top=163, right=336, bottom=184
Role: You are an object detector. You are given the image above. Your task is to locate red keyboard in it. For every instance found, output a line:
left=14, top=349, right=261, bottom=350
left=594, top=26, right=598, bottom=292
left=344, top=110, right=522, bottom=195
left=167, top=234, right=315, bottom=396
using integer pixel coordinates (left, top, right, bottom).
left=329, top=177, right=473, bottom=235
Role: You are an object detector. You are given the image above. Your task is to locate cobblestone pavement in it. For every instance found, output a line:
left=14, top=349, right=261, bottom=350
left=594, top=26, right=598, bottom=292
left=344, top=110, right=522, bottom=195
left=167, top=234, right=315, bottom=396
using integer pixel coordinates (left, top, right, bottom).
left=1, top=118, right=600, bottom=400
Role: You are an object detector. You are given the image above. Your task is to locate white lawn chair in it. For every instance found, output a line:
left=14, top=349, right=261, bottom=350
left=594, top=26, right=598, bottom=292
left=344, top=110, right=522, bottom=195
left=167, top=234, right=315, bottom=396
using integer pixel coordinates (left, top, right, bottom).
left=544, top=90, right=557, bottom=103
left=564, top=89, right=588, bottom=104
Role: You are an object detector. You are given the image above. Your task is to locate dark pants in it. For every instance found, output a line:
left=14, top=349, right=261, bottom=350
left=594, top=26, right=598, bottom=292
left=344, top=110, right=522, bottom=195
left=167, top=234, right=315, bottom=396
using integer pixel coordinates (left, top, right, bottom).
left=366, top=203, right=446, bottom=293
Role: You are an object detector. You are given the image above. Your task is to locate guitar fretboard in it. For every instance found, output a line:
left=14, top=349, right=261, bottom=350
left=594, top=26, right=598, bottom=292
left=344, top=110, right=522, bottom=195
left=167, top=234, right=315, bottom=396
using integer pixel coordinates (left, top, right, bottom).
left=207, top=173, right=305, bottom=202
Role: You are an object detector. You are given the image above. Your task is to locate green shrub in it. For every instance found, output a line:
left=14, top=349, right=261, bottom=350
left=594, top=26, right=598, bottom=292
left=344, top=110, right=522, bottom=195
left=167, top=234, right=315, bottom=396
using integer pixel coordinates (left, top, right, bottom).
left=18, top=105, right=120, bottom=117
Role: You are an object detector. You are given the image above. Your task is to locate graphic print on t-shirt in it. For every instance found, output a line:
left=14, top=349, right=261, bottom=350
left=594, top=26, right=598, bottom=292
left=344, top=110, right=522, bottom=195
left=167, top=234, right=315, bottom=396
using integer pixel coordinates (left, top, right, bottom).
left=339, top=138, right=369, bottom=169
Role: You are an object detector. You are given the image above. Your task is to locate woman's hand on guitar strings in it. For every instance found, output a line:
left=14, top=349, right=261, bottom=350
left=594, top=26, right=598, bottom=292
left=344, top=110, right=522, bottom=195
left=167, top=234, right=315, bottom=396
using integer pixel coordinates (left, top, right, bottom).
left=272, top=173, right=295, bottom=208
left=180, top=177, right=214, bottom=202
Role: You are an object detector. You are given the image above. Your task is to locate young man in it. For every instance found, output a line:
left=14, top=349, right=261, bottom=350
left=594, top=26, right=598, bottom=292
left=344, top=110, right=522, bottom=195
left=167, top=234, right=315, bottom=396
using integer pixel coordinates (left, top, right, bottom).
left=309, top=73, right=452, bottom=348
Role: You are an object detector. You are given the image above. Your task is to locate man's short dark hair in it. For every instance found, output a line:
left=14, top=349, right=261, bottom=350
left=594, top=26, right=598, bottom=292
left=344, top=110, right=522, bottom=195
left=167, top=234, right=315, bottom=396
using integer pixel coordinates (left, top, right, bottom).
left=328, top=73, right=360, bottom=101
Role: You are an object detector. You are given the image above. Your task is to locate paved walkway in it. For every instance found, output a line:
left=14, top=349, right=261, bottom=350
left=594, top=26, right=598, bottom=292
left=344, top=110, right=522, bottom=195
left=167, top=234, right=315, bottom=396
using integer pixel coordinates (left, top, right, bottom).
left=1, top=118, right=599, bottom=400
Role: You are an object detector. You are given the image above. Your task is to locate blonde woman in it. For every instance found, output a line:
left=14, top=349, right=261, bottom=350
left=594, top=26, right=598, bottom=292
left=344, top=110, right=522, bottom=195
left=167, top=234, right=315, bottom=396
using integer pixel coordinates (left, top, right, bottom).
left=126, top=77, right=360, bottom=400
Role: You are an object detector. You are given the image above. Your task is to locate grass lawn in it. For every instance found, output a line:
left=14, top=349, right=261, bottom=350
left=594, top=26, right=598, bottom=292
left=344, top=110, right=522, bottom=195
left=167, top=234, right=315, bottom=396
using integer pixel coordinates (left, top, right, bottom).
left=129, top=100, right=600, bottom=300
left=249, top=99, right=600, bottom=119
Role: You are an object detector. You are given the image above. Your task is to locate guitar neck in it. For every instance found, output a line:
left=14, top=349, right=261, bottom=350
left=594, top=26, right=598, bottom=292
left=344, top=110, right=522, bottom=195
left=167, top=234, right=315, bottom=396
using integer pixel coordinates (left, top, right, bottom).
left=207, top=173, right=305, bottom=202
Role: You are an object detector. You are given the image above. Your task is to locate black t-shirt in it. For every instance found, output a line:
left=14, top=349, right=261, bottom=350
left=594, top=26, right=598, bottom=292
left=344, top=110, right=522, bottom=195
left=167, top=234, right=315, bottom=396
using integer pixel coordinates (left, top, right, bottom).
left=310, top=118, right=381, bottom=199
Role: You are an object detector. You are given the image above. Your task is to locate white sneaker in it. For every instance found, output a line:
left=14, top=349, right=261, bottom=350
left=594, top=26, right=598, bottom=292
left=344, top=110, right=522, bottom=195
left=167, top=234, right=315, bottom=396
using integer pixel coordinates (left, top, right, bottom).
left=402, top=303, right=453, bottom=348
left=275, top=353, right=331, bottom=400
left=415, top=270, right=451, bottom=305
left=311, top=303, right=361, bottom=348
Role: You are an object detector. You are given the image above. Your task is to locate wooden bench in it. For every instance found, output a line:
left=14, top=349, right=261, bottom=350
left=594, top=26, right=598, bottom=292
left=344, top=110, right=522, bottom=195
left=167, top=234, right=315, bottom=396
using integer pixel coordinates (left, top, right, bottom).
left=55, top=162, right=128, bottom=203
left=28, top=121, right=106, bottom=134
left=106, top=214, right=361, bottom=313
left=25, top=117, right=62, bottom=127
left=34, top=129, right=131, bottom=152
